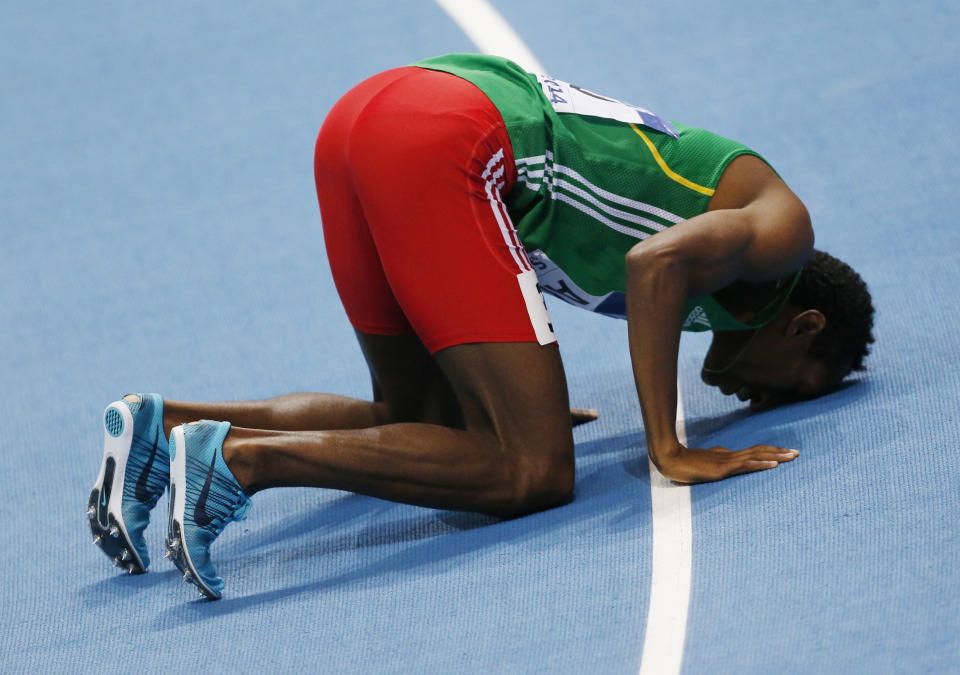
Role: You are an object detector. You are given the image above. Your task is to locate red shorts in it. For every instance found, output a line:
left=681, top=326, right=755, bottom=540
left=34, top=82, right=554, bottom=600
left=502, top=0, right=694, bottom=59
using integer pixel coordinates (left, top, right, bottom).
left=313, top=66, right=556, bottom=354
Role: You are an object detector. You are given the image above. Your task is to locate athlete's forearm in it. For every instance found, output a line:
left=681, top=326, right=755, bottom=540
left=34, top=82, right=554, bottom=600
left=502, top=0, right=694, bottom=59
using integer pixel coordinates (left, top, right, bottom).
left=625, top=248, right=687, bottom=469
left=624, top=209, right=761, bottom=466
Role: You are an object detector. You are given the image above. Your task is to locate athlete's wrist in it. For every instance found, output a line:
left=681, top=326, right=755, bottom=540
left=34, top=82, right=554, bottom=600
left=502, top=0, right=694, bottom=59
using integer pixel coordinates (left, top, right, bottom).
left=646, top=435, right=684, bottom=472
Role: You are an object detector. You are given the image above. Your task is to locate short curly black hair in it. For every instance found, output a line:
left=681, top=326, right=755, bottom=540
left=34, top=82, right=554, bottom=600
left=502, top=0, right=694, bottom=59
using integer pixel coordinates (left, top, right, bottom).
left=788, top=249, right=875, bottom=387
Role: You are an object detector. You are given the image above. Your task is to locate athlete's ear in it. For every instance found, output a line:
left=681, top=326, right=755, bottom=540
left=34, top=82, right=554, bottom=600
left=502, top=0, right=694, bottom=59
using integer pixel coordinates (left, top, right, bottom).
left=785, top=309, right=825, bottom=339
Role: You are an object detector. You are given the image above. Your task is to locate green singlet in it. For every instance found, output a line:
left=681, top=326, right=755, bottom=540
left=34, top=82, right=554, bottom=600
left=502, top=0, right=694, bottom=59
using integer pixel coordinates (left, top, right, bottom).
left=414, top=54, right=800, bottom=332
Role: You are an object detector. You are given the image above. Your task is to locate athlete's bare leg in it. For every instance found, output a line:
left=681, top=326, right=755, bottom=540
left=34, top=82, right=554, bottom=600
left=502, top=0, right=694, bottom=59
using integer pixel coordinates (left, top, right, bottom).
left=160, top=333, right=462, bottom=437
left=213, top=332, right=576, bottom=518
left=160, top=333, right=596, bottom=439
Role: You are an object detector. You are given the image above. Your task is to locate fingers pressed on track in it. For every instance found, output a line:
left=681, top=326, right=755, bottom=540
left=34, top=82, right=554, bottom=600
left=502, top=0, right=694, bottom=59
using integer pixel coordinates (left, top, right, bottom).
left=729, top=460, right=777, bottom=476
left=737, top=447, right=800, bottom=474
left=745, top=446, right=799, bottom=460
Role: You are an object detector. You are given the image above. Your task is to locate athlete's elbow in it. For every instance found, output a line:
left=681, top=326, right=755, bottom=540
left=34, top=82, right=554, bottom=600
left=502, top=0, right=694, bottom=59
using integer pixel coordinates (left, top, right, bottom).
left=625, top=242, right=690, bottom=298
left=626, top=239, right=672, bottom=273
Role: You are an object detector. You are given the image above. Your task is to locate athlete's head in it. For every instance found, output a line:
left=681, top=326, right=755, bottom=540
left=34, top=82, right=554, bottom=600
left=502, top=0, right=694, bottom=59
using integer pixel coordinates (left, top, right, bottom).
left=701, top=249, right=875, bottom=410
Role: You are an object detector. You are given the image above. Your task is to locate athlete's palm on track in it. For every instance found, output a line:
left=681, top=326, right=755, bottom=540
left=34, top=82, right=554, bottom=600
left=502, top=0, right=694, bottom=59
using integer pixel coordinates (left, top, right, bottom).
left=659, top=444, right=799, bottom=484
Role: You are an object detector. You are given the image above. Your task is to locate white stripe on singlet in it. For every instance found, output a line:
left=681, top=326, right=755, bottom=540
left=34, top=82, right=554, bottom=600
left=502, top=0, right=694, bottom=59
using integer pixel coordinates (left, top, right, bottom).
left=483, top=148, right=530, bottom=272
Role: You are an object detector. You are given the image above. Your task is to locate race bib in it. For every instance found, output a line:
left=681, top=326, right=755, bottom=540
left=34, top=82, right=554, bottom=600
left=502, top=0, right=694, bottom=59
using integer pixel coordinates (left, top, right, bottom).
left=516, top=268, right=557, bottom=345
left=528, top=249, right=627, bottom=318
left=536, top=74, right=679, bottom=138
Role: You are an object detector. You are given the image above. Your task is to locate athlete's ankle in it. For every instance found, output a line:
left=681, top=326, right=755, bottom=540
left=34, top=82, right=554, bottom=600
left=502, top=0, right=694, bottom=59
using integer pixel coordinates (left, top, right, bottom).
left=221, top=435, right=258, bottom=495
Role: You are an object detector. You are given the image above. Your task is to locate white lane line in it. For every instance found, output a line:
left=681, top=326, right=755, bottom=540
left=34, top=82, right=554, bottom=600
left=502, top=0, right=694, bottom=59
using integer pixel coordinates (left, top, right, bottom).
left=433, top=0, right=546, bottom=74
left=431, top=3, right=693, bottom=672
left=639, top=386, right=692, bottom=675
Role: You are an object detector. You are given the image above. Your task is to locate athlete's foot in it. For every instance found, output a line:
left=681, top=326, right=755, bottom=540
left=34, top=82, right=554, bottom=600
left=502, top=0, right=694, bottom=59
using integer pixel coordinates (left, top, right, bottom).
left=87, top=394, right=168, bottom=574
left=165, top=421, right=252, bottom=600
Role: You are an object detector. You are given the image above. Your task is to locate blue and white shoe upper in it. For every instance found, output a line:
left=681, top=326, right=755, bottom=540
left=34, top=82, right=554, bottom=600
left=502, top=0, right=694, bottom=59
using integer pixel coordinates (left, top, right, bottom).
left=166, top=420, right=252, bottom=600
left=88, top=393, right=168, bottom=573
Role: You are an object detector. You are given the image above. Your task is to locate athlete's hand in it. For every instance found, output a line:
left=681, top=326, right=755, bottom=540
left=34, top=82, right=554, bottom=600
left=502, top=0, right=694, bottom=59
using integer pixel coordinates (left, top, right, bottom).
left=655, top=443, right=799, bottom=483
left=571, top=408, right=599, bottom=427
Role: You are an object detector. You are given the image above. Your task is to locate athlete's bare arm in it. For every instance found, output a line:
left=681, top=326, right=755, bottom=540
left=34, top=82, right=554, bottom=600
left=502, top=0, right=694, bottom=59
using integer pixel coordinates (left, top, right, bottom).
left=625, top=156, right=813, bottom=483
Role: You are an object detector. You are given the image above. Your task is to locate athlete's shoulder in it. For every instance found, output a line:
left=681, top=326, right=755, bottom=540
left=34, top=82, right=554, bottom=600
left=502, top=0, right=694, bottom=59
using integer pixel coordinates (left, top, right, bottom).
left=669, top=122, right=755, bottom=157
left=711, top=154, right=799, bottom=213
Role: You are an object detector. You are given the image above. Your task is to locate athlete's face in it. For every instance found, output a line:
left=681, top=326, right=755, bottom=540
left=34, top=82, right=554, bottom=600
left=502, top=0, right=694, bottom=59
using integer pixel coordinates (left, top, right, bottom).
left=701, top=307, right=829, bottom=411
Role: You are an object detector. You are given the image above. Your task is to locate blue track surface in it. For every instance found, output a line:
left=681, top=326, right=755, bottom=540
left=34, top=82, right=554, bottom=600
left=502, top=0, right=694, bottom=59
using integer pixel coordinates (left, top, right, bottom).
left=1, top=1, right=958, bottom=672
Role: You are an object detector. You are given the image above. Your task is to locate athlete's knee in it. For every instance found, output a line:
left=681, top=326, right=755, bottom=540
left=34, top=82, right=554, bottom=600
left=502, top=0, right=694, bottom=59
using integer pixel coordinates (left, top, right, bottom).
left=494, top=451, right=575, bottom=518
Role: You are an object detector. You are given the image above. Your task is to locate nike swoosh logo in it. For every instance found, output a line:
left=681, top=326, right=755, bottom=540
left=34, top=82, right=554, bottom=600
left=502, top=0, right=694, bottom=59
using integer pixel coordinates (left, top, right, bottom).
left=134, top=427, right=162, bottom=502
left=193, top=448, right=218, bottom=528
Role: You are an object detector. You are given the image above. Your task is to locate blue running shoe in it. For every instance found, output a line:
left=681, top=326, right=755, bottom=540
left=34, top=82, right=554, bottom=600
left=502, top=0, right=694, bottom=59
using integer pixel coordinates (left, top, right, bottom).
left=87, top=394, right=168, bottom=574
left=166, top=421, right=252, bottom=600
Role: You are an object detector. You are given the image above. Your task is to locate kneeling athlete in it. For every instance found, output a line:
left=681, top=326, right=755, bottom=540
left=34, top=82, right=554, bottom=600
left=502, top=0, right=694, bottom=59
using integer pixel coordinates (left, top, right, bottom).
left=86, top=54, right=874, bottom=599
